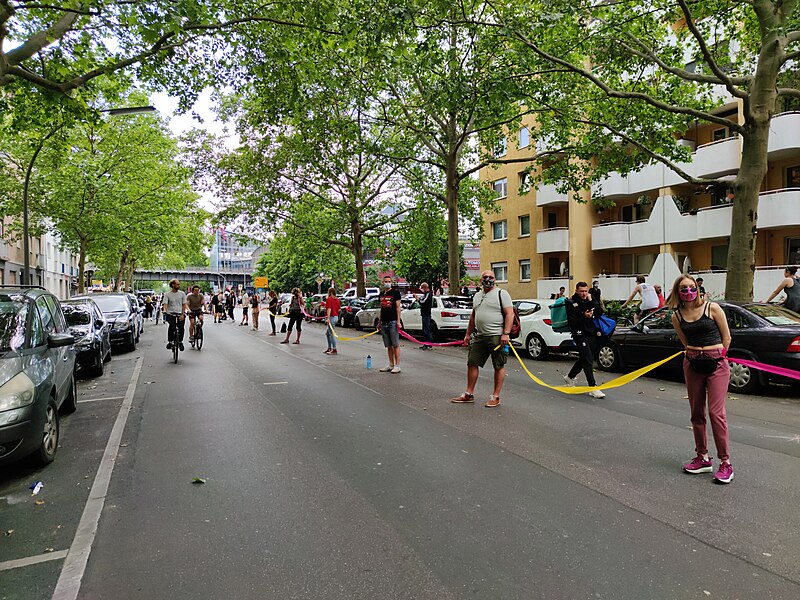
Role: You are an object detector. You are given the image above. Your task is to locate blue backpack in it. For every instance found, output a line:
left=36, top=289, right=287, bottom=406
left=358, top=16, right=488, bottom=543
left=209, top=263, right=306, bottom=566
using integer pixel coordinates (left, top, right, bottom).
left=549, top=297, right=570, bottom=333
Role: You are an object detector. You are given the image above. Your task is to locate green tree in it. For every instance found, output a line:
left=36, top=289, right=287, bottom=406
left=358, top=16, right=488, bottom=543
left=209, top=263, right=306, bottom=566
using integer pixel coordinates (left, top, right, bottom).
left=479, top=0, right=800, bottom=300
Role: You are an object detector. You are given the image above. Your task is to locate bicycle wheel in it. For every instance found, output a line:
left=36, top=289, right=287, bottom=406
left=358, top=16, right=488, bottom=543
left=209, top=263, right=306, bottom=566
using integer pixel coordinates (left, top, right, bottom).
left=196, top=325, right=203, bottom=350
left=173, top=339, right=179, bottom=363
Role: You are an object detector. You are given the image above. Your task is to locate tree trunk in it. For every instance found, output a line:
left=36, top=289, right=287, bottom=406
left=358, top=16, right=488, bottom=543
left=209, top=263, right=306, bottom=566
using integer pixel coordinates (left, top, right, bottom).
left=724, top=25, right=781, bottom=301
left=352, top=222, right=366, bottom=296
left=76, top=237, right=88, bottom=294
left=445, top=161, right=460, bottom=293
left=116, top=247, right=130, bottom=291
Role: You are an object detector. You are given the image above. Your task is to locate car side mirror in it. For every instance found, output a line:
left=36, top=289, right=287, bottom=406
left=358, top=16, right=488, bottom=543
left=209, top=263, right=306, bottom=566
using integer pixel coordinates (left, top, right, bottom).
left=48, top=332, right=75, bottom=348
left=95, top=319, right=104, bottom=328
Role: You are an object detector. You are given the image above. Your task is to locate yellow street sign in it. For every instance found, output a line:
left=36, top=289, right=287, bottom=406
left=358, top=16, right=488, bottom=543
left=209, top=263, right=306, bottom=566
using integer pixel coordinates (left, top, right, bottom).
left=254, top=276, right=269, bottom=288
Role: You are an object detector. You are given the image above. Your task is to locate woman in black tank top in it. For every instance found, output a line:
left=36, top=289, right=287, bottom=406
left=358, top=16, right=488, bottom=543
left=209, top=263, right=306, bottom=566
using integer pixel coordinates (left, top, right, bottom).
left=668, top=275, right=735, bottom=484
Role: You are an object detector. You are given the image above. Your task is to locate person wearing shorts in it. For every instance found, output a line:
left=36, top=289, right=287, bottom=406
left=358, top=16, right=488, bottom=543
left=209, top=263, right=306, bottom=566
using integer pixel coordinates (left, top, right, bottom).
left=186, top=285, right=205, bottom=342
left=377, top=275, right=402, bottom=374
left=451, top=270, right=514, bottom=408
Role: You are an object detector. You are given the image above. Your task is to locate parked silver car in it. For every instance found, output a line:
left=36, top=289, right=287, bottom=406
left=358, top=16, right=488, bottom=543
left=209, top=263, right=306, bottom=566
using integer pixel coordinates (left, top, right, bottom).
left=0, top=287, right=77, bottom=466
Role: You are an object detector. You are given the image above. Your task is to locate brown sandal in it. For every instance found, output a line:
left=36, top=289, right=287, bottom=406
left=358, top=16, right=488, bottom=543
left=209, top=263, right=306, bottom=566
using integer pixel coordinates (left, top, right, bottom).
left=484, top=396, right=500, bottom=408
left=451, top=393, right=475, bottom=403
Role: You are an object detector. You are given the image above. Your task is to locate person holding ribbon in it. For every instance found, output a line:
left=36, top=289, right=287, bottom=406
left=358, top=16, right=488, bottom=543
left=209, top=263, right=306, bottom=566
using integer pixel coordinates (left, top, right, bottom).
left=267, top=290, right=278, bottom=335
left=323, top=287, right=341, bottom=355
left=280, top=288, right=304, bottom=344
left=669, top=274, right=734, bottom=484
left=563, top=282, right=606, bottom=399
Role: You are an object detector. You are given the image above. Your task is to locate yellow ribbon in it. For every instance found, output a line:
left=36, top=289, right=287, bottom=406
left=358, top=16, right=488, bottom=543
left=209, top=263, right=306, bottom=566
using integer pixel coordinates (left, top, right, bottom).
left=497, top=343, right=684, bottom=394
left=328, top=322, right=380, bottom=341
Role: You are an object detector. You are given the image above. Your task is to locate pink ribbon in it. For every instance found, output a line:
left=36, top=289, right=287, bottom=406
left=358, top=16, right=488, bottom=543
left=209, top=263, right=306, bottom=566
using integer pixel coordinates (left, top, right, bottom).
left=398, top=329, right=466, bottom=347
left=728, top=357, right=800, bottom=381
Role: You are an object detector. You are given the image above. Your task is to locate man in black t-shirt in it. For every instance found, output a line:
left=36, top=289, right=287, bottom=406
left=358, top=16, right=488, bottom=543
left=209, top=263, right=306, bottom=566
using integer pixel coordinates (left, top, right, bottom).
left=418, top=282, right=433, bottom=350
left=377, top=275, right=403, bottom=373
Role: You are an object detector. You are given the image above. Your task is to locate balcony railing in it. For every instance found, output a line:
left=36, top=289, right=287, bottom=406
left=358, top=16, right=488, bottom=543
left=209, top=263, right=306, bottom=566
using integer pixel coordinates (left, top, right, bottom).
left=535, top=183, right=569, bottom=207
left=536, top=227, right=569, bottom=253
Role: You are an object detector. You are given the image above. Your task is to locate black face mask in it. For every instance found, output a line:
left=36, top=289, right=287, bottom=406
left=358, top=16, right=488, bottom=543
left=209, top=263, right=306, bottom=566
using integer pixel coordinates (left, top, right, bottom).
left=481, top=277, right=494, bottom=287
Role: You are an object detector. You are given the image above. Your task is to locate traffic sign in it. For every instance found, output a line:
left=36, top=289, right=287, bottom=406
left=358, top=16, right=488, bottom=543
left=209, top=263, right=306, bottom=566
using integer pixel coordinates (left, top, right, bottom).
left=254, top=276, right=269, bottom=288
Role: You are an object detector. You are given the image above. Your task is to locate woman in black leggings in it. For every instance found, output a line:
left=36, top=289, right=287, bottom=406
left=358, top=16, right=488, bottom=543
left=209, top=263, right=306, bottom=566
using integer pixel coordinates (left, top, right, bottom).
left=280, top=288, right=304, bottom=344
left=267, top=290, right=278, bottom=335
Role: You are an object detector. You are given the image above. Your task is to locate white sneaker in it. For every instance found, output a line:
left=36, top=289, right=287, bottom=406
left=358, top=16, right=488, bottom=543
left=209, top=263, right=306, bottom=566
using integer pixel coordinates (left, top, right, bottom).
left=390, top=366, right=401, bottom=374
left=588, top=390, right=606, bottom=399
left=379, top=365, right=394, bottom=372
left=562, top=375, right=576, bottom=387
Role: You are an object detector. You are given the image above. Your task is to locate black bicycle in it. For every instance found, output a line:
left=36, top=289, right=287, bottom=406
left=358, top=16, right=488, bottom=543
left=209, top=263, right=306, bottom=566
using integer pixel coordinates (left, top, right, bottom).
left=191, top=311, right=204, bottom=350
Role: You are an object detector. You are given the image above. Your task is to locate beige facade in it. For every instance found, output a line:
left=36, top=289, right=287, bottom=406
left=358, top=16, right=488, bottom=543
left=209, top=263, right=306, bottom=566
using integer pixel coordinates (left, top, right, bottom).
left=480, top=104, right=800, bottom=301
left=0, top=219, right=79, bottom=298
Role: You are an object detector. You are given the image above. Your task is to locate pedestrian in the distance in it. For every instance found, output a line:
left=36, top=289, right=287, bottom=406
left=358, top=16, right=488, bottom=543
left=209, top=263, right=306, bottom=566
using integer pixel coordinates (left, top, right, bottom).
left=281, top=288, right=304, bottom=344
left=418, top=282, right=433, bottom=350
left=267, top=290, right=278, bottom=335
left=451, top=270, right=514, bottom=408
left=588, top=281, right=603, bottom=309
left=669, top=274, right=734, bottom=484
left=239, top=291, right=250, bottom=326
left=764, top=266, right=800, bottom=313
left=622, top=275, right=660, bottom=323
left=696, top=277, right=707, bottom=299
left=563, top=281, right=606, bottom=399
left=250, top=292, right=260, bottom=330
left=323, top=287, right=341, bottom=354
left=377, top=275, right=403, bottom=373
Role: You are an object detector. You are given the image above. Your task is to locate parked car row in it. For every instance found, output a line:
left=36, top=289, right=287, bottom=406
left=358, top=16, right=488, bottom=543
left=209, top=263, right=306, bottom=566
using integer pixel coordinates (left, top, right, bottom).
left=0, top=288, right=145, bottom=469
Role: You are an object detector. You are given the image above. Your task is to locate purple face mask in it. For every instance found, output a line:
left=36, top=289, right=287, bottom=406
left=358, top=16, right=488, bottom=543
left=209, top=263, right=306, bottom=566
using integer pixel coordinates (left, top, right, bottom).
left=679, top=286, right=698, bottom=302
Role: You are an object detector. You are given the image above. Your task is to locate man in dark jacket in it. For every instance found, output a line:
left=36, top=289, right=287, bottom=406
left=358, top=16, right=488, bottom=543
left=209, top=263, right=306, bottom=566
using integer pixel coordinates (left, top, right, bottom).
left=564, top=281, right=606, bottom=398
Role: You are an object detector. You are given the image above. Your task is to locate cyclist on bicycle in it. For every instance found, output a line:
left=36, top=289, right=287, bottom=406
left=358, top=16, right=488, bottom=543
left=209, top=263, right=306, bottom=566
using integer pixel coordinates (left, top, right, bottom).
left=186, top=285, right=206, bottom=344
left=163, top=279, right=188, bottom=351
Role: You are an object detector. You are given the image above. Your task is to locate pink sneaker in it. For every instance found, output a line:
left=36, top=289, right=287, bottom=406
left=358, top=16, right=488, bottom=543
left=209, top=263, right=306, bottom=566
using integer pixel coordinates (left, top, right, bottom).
left=682, top=455, right=713, bottom=474
left=713, top=462, right=734, bottom=484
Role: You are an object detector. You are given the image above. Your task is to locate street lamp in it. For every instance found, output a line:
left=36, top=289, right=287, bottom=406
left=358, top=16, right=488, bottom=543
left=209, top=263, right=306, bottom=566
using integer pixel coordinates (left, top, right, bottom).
left=22, top=105, right=157, bottom=286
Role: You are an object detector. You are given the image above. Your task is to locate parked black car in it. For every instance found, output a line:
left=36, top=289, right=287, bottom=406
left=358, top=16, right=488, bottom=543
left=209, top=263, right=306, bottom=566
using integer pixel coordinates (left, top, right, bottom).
left=0, top=287, right=76, bottom=467
left=338, top=298, right=366, bottom=327
left=73, top=293, right=138, bottom=351
left=596, top=303, right=800, bottom=394
left=61, top=297, right=111, bottom=377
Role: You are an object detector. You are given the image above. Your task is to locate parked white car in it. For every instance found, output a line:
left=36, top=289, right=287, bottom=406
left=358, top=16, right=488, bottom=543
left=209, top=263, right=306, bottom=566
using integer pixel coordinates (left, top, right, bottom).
left=402, top=295, right=472, bottom=340
left=513, top=298, right=574, bottom=360
left=341, top=287, right=380, bottom=299
left=353, top=297, right=382, bottom=330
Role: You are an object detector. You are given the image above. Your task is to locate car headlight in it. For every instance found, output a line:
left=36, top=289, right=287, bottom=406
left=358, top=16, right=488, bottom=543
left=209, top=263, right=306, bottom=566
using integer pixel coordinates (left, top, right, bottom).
left=112, top=320, right=129, bottom=331
left=0, top=372, right=35, bottom=412
left=76, top=334, right=92, bottom=347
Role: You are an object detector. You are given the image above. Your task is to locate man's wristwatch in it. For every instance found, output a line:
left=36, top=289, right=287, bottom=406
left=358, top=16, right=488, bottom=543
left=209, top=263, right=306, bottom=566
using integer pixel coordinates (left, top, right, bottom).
left=503, top=331, right=510, bottom=335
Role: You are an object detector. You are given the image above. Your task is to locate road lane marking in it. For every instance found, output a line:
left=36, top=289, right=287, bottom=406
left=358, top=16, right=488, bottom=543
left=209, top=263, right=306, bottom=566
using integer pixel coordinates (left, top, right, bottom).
left=263, top=381, right=289, bottom=385
left=255, top=336, right=384, bottom=397
left=0, top=550, right=68, bottom=572
left=52, top=356, right=143, bottom=600
left=77, top=396, right=126, bottom=404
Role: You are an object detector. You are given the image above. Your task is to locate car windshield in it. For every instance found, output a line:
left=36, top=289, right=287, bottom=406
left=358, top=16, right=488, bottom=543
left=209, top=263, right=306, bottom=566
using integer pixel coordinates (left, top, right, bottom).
left=88, top=295, right=130, bottom=313
left=63, top=304, right=91, bottom=326
left=0, top=296, right=28, bottom=352
left=745, top=304, right=800, bottom=326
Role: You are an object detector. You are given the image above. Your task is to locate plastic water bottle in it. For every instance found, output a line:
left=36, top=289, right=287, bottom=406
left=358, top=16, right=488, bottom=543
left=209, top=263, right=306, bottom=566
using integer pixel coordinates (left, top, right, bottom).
left=502, top=344, right=510, bottom=355
left=366, top=354, right=372, bottom=369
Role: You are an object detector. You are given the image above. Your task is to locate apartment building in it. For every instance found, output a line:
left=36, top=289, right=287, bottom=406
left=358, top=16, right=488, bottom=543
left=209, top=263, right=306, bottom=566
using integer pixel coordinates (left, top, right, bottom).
left=479, top=104, right=800, bottom=301
left=0, top=222, right=80, bottom=298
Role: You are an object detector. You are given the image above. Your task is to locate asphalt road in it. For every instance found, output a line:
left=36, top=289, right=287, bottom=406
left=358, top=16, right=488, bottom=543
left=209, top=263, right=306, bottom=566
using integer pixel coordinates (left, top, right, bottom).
left=2, top=311, right=799, bottom=600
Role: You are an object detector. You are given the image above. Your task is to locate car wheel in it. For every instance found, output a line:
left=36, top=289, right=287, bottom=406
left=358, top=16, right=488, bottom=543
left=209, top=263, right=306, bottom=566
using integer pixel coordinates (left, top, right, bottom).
left=354, top=316, right=363, bottom=331
left=728, top=358, right=760, bottom=394
left=127, top=331, right=136, bottom=352
left=525, top=333, right=549, bottom=360
left=91, top=348, right=105, bottom=377
left=32, top=400, right=60, bottom=466
left=597, top=343, right=621, bottom=371
left=61, top=375, right=78, bottom=414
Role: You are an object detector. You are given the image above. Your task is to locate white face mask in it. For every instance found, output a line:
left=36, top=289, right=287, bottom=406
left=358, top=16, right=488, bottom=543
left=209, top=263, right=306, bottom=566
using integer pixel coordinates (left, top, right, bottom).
left=384, top=282, right=392, bottom=289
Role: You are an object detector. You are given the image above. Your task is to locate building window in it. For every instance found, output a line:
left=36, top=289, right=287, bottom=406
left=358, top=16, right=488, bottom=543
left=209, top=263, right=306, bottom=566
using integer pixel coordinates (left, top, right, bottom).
left=712, top=127, right=729, bottom=141
left=492, top=262, right=508, bottom=282
left=518, top=171, right=530, bottom=193
left=519, top=215, right=530, bottom=237
left=493, top=178, right=508, bottom=199
left=519, top=260, right=531, bottom=281
left=547, top=212, right=558, bottom=229
left=491, top=220, right=508, bottom=241
left=711, top=244, right=729, bottom=270
left=519, top=127, right=530, bottom=148
left=786, top=165, right=800, bottom=188
left=494, top=137, right=507, bottom=157
left=786, top=237, right=800, bottom=263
